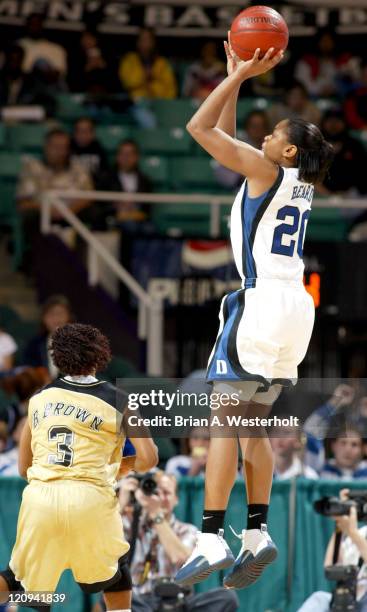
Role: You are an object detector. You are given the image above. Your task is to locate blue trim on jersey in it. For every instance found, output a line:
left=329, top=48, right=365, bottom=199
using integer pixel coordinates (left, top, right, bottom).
left=206, top=291, right=239, bottom=381
left=240, top=167, right=284, bottom=285
left=241, top=184, right=270, bottom=281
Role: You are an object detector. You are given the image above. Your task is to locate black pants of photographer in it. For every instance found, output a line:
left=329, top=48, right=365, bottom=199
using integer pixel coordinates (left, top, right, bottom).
left=131, top=587, right=239, bottom=612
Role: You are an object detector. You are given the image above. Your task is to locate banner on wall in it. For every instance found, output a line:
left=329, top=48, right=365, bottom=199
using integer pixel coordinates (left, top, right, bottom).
left=0, top=1, right=367, bottom=36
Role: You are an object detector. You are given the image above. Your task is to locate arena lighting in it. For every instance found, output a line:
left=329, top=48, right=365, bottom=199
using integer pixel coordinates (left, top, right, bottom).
left=304, top=272, right=321, bottom=308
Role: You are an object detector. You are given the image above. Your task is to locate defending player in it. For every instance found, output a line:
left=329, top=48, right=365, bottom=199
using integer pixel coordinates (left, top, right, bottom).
left=0, top=323, right=158, bottom=612
left=176, top=40, right=334, bottom=589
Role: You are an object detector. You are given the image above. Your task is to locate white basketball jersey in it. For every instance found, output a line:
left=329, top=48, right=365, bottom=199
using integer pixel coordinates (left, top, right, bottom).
left=230, top=166, right=314, bottom=287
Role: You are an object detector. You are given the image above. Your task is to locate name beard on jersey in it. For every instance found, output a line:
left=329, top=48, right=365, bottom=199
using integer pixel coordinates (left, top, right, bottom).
left=32, top=402, right=104, bottom=431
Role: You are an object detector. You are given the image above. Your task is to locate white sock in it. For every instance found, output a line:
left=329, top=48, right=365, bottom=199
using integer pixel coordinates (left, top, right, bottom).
left=107, top=609, right=131, bottom=612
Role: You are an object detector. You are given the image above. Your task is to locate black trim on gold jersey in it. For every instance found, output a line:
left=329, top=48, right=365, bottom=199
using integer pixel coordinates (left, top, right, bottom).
left=38, top=378, right=128, bottom=414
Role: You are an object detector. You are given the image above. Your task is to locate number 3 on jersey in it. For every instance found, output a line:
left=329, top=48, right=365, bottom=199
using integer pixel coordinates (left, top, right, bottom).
left=271, top=206, right=310, bottom=258
left=48, top=426, right=74, bottom=467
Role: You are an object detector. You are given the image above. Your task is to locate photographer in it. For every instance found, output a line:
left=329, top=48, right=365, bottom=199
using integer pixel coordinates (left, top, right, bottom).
left=118, top=471, right=239, bottom=611
left=297, top=489, right=367, bottom=611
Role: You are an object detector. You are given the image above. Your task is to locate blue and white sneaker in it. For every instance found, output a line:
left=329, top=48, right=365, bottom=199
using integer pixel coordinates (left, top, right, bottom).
left=223, top=524, right=277, bottom=590
left=175, top=529, right=235, bottom=586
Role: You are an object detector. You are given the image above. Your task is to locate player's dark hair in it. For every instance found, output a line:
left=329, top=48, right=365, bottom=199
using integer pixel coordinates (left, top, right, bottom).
left=50, top=323, right=111, bottom=376
left=287, top=118, right=334, bottom=184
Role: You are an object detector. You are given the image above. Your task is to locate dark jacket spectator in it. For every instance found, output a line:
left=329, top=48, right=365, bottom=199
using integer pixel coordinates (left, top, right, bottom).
left=71, top=117, right=108, bottom=180
left=23, top=295, right=73, bottom=377
left=344, top=60, right=367, bottom=131
left=0, top=44, right=32, bottom=106
left=97, top=140, right=152, bottom=225
left=68, top=30, right=114, bottom=94
left=318, top=109, right=367, bottom=196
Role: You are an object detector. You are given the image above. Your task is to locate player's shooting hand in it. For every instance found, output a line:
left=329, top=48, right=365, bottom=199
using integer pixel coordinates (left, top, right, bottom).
left=234, top=47, right=284, bottom=82
left=224, top=32, right=241, bottom=76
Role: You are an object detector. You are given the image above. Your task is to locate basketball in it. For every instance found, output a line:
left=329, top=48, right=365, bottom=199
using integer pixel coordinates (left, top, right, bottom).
left=230, top=5, right=289, bottom=61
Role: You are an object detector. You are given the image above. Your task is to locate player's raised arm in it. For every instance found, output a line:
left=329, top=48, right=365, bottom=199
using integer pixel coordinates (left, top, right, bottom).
left=186, top=48, right=283, bottom=181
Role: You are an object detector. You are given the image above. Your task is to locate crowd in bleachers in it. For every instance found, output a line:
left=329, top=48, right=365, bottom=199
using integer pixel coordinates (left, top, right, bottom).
left=1, top=16, right=367, bottom=271
left=1, top=300, right=367, bottom=485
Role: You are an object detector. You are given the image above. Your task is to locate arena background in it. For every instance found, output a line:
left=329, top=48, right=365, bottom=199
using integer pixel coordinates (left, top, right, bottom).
left=0, top=1, right=367, bottom=610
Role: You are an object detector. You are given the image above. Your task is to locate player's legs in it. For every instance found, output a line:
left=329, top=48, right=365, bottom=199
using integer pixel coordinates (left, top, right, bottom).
left=224, top=388, right=281, bottom=589
left=175, top=384, right=259, bottom=586
left=8, top=481, right=68, bottom=592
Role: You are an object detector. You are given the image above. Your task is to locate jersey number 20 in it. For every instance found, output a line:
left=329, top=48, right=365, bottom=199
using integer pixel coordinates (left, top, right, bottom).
left=271, top=206, right=310, bottom=258
left=48, top=426, right=74, bottom=467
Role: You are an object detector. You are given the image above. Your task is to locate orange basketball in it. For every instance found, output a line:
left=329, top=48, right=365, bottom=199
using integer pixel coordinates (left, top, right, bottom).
left=230, top=5, right=289, bottom=61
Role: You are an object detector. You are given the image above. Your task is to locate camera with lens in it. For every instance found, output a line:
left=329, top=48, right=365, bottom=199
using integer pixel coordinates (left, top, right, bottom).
left=128, top=472, right=158, bottom=497
left=314, top=491, right=367, bottom=612
left=325, top=565, right=358, bottom=612
left=153, top=578, right=190, bottom=611
left=314, top=491, right=367, bottom=521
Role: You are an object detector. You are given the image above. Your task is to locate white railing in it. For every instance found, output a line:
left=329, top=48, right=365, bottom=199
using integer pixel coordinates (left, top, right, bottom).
left=41, top=190, right=367, bottom=376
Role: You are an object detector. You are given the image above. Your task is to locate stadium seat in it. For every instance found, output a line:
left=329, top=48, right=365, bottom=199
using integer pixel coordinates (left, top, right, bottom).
left=95, top=125, right=131, bottom=154
left=56, top=93, right=86, bottom=121
left=151, top=99, right=199, bottom=127
left=0, top=153, right=23, bottom=179
left=307, top=207, right=348, bottom=241
left=236, top=97, right=270, bottom=126
left=0, top=305, right=22, bottom=328
left=152, top=203, right=210, bottom=237
left=0, top=124, right=6, bottom=149
left=140, top=156, right=169, bottom=187
left=0, top=182, right=23, bottom=269
left=169, top=156, right=219, bottom=191
left=350, top=130, right=367, bottom=150
left=131, top=127, right=192, bottom=155
left=7, top=124, right=47, bottom=153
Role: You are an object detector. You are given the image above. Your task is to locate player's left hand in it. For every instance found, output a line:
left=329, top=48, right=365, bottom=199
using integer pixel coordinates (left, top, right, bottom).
left=234, top=47, right=284, bottom=82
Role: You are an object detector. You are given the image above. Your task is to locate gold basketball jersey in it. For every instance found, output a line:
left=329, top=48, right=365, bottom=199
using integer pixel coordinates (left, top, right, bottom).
left=27, top=377, right=127, bottom=488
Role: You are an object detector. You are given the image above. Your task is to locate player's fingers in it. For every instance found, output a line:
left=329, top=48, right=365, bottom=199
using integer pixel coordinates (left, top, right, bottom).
left=262, top=47, right=275, bottom=62
left=271, top=50, right=284, bottom=65
left=253, top=48, right=261, bottom=61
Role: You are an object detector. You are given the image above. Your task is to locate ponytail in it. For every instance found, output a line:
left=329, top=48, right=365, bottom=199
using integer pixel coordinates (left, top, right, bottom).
left=288, top=119, right=334, bottom=184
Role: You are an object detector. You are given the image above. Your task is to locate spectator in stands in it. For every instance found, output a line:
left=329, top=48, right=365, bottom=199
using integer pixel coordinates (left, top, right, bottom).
left=119, top=28, right=177, bottom=100
left=294, top=29, right=358, bottom=97
left=317, top=109, right=367, bottom=196
left=183, top=41, right=226, bottom=100
left=267, top=81, right=321, bottom=129
left=214, top=110, right=269, bottom=189
left=117, top=471, right=239, bottom=611
left=320, top=426, right=367, bottom=480
left=166, top=427, right=210, bottom=478
left=23, top=295, right=73, bottom=377
left=0, top=327, right=17, bottom=372
left=71, top=117, right=108, bottom=180
left=344, top=59, right=367, bottom=131
left=271, top=422, right=318, bottom=479
left=303, top=383, right=356, bottom=473
left=297, top=488, right=367, bottom=612
left=0, top=366, right=50, bottom=434
left=17, top=12, right=67, bottom=78
left=0, top=44, right=31, bottom=106
left=0, top=415, right=26, bottom=476
left=98, top=140, right=152, bottom=225
left=68, top=30, right=112, bottom=94
left=17, top=129, right=93, bottom=269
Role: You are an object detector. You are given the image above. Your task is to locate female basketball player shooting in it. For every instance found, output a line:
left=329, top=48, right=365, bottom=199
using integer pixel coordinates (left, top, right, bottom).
left=0, top=323, right=158, bottom=612
left=176, top=39, right=333, bottom=590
